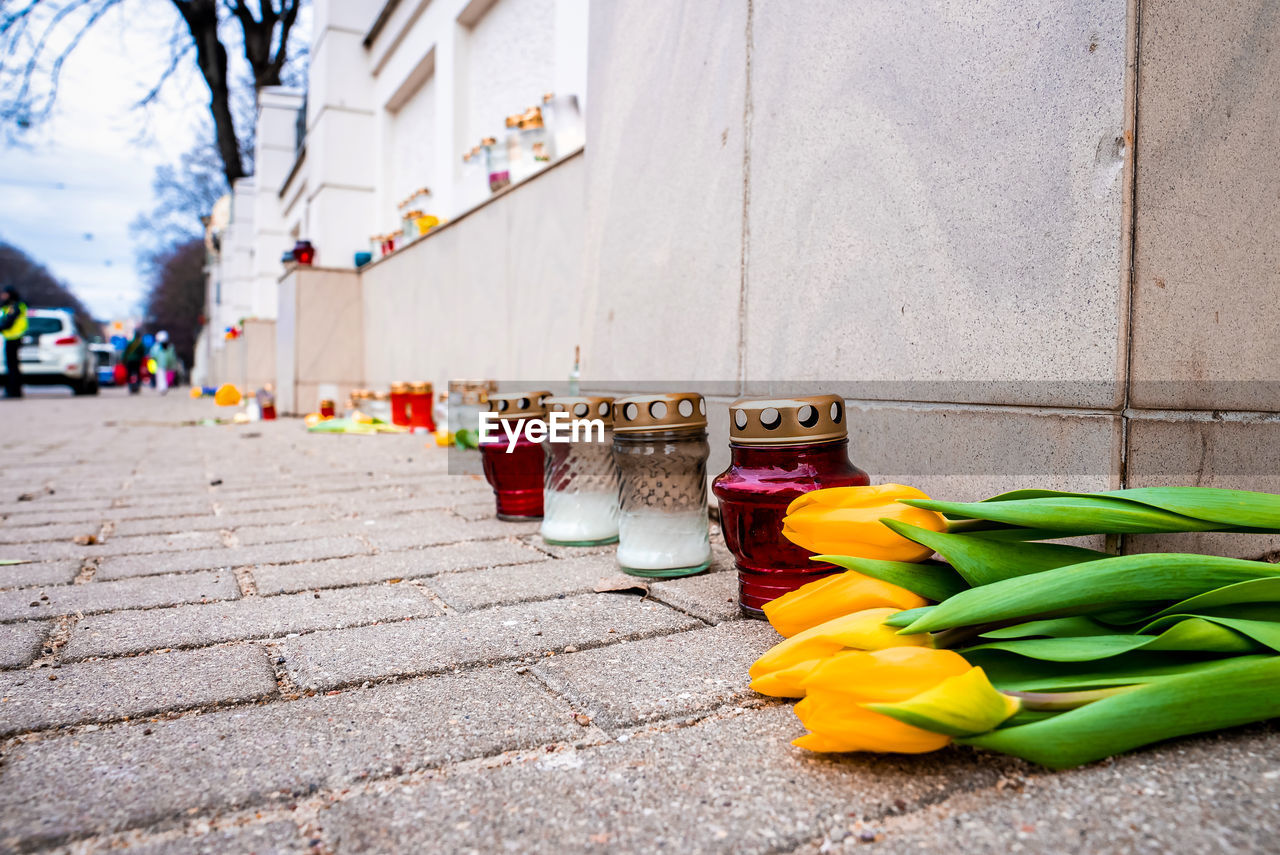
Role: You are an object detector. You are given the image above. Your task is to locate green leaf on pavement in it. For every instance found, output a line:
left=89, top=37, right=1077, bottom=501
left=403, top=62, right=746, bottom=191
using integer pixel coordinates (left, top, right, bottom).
left=959, top=655, right=1280, bottom=769
left=961, top=617, right=1261, bottom=662
left=900, top=553, right=1280, bottom=634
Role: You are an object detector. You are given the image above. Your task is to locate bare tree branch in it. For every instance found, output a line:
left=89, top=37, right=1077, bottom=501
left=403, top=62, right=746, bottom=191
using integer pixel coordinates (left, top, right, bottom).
left=0, top=0, right=309, bottom=187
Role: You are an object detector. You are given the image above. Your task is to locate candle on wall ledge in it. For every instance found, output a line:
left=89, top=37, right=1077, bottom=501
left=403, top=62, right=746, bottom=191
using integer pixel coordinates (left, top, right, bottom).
left=291, top=240, right=315, bottom=265
left=540, top=396, right=619, bottom=546
left=712, top=395, right=869, bottom=617
left=612, top=393, right=712, bottom=578
left=479, top=392, right=547, bottom=521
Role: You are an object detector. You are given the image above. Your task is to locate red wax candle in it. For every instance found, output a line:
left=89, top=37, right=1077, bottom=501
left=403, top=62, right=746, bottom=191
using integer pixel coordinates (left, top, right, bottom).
left=319, top=399, right=336, bottom=418
left=479, top=393, right=546, bottom=520
left=390, top=382, right=411, bottom=427
left=408, top=381, right=435, bottom=432
left=261, top=402, right=277, bottom=420
left=712, top=396, right=868, bottom=617
left=292, top=240, right=316, bottom=265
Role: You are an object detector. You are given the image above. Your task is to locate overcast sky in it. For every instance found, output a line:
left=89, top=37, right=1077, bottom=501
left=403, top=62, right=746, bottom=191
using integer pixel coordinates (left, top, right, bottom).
left=0, top=6, right=213, bottom=320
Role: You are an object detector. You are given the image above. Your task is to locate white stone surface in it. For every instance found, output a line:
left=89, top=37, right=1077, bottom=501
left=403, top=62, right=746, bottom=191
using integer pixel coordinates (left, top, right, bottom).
left=580, top=0, right=747, bottom=384
left=743, top=0, right=1130, bottom=407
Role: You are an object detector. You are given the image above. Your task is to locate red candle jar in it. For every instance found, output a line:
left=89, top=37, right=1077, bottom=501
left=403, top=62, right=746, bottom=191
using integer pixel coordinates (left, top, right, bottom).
left=408, top=381, right=435, bottom=432
left=390, top=381, right=412, bottom=426
left=319, top=399, right=336, bottom=418
left=712, top=395, right=869, bottom=617
left=292, top=240, right=316, bottom=265
left=479, top=392, right=546, bottom=520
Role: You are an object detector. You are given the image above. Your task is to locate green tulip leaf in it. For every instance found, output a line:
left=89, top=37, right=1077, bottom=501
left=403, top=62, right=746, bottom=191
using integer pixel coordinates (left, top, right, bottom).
left=813, top=556, right=968, bottom=602
left=961, top=617, right=1260, bottom=662
left=882, top=606, right=933, bottom=628
left=908, top=487, right=1280, bottom=535
left=881, top=521, right=1108, bottom=586
left=902, top=496, right=1222, bottom=535
left=1136, top=615, right=1280, bottom=652
left=900, top=553, right=1280, bottom=634
left=1146, top=577, right=1280, bottom=621
left=959, top=655, right=1280, bottom=769
left=979, top=617, right=1115, bottom=639
left=968, top=649, right=1272, bottom=693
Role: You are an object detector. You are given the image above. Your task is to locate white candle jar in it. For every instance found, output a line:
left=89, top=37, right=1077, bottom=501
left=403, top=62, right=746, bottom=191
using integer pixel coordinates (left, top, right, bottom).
left=612, top=393, right=711, bottom=578
left=540, top=396, right=619, bottom=547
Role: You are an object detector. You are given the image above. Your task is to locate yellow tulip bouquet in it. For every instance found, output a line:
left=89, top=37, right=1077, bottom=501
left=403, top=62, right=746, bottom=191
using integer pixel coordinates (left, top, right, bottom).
left=752, top=484, right=1280, bottom=769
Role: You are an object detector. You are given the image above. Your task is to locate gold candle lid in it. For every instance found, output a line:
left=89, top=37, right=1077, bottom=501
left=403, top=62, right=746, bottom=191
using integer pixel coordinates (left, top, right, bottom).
left=488, top=391, right=547, bottom=420
left=728, top=395, right=847, bottom=445
left=613, top=393, right=707, bottom=433
left=408, top=381, right=433, bottom=395
left=350, top=388, right=372, bottom=400
left=390, top=381, right=410, bottom=394
left=545, top=395, right=614, bottom=427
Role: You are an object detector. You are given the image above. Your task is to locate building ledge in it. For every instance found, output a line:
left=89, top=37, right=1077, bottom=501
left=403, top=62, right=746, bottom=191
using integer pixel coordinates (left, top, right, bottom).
left=279, top=145, right=307, bottom=199
left=360, top=146, right=584, bottom=273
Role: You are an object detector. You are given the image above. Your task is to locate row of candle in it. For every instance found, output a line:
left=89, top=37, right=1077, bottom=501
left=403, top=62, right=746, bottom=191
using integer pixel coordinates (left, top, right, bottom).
left=477, top=391, right=869, bottom=617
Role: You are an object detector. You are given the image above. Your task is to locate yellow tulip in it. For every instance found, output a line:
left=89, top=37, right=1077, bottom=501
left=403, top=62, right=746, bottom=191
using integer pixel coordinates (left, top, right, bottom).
left=214, top=384, right=242, bottom=407
left=750, top=608, right=929, bottom=698
left=782, top=484, right=947, bottom=563
left=791, top=647, right=1019, bottom=754
left=762, top=570, right=927, bottom=638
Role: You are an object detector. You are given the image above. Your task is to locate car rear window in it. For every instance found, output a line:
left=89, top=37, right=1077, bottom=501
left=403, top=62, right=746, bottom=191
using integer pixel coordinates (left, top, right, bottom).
left=25, top=317, right=65, bottom=337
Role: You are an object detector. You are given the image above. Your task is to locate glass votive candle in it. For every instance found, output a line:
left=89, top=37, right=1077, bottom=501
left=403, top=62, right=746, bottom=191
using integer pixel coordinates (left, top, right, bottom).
left=390, top=381, right=411, bottom=426
left=479, top=391, right=546, bottom=520
left=540, top=396, right=619, bottom=546
left=712, top=395, right=869, bottom=617
left=612, top=393, right=711, bottom=578
left=368, top=391, right=392, bottom=423
left=347, top=388, right=371, bottom=418
left=409, top=382, right=435, bottom=432
left=319, top=399, right=336, bottom=418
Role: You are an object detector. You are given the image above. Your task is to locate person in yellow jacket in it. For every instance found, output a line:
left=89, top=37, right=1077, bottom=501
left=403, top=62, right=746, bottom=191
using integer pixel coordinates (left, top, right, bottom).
left=0, top=287, right=29, bottom=399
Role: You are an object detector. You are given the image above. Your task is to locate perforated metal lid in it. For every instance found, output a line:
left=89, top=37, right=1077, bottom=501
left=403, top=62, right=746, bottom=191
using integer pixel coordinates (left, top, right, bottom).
left=487, top=391, right=547, bottom=420
left=612, top=393, right=707, bottom=433
left=728, top=395, right=847, bottom=445
left=408, top=381, right=432, bottom=395
left=545, top=396, right=615, bottom=427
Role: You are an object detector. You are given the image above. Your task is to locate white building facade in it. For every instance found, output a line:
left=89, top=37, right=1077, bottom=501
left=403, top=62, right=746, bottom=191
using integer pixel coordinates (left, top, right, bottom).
left=200, top=0, right=588, bottom=382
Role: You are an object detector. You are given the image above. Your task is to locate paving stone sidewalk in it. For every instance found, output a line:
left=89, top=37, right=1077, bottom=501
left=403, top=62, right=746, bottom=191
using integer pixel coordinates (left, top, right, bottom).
left=0, top=391, right=1276, bottom=854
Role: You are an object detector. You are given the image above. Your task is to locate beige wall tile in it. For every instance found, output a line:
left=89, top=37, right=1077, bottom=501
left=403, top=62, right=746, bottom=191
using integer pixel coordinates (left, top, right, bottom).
left=1125, top=414, right=1280, bottom=558
left=1129, top=1, right=1280, bottom=411
left=744, top=0, right=1130, bottom=408
left=580, top=0, right=746, bottom=384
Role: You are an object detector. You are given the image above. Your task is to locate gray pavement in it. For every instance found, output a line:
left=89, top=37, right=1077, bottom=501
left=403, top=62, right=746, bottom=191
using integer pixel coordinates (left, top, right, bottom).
left=0, top=389, right=1275, bottom=853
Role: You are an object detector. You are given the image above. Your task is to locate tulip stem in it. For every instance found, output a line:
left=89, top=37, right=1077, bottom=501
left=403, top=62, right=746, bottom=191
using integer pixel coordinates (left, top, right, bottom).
left=1004, top=685, right=1137, bottom=711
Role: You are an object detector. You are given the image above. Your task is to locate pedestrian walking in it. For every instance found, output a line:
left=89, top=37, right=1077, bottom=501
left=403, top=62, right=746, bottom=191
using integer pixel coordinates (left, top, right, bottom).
left=149, top=331, right=178, bottom=394
left=0, top=287, right=29, bottom=399
left=123, top=331, right=146, bottom=395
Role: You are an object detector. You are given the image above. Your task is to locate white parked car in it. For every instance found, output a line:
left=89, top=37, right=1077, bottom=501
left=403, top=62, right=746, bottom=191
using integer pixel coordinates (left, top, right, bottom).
left=0, top=308, right=99, bottom=395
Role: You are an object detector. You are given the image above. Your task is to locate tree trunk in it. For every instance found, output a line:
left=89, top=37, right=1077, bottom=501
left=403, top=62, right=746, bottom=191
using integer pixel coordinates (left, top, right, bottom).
left=172, top=0, right=244, bottom=185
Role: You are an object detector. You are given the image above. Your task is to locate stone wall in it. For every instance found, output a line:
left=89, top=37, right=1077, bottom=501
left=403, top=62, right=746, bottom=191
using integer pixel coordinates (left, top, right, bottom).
left=575, top=0, right=1280, bottom=559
